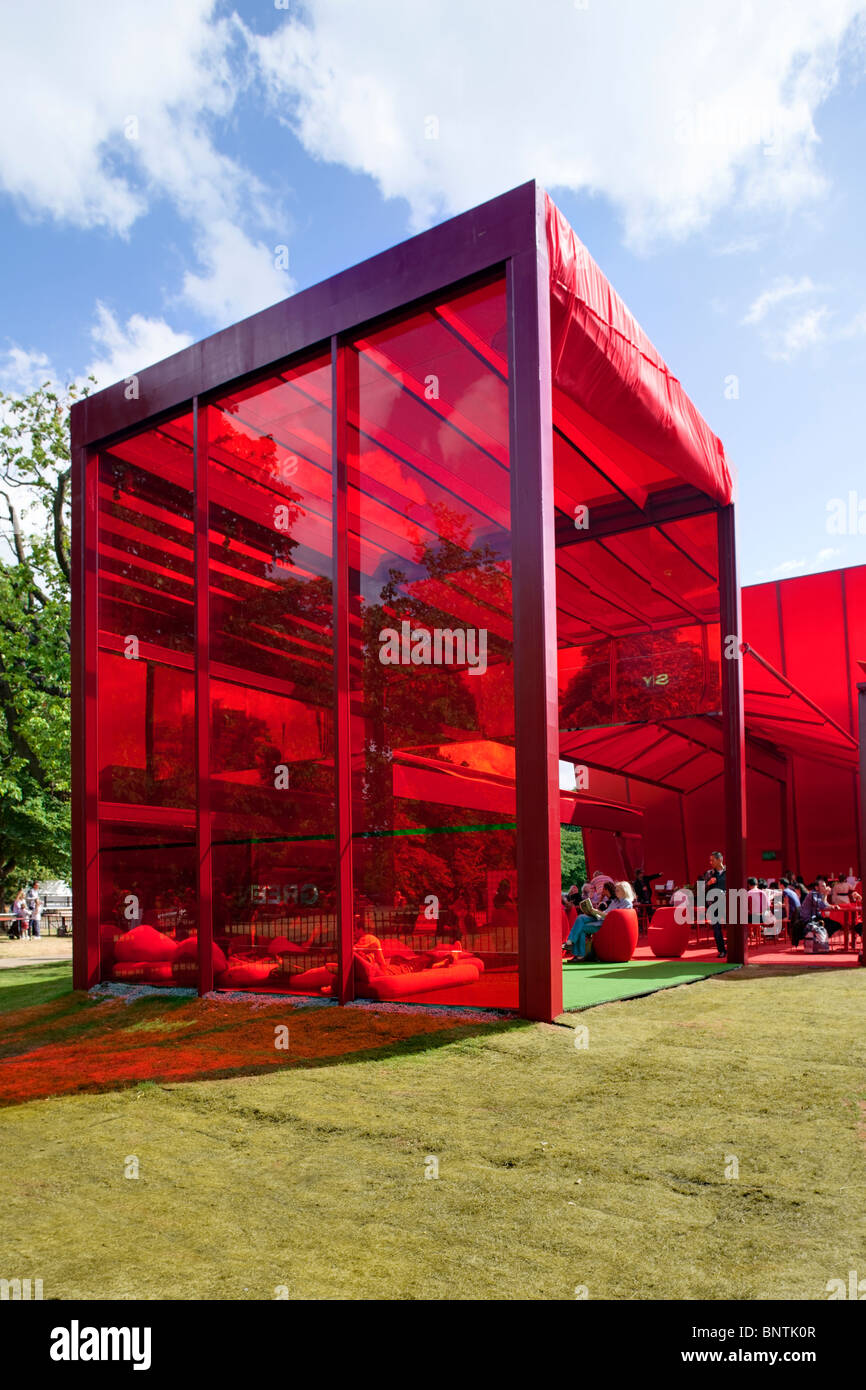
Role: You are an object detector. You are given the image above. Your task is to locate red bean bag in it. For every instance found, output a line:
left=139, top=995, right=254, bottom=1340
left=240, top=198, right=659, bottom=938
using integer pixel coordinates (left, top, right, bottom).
left=359, top=961, right=482, bottom=999
left=216, top=959, right=279, bottom=988
left=171, top=938, right=226, bottom=983
left=114, top=925, right=176, bottom=963
left=591, top=908, right=639, bottom=963
left=112, top=960, right=174, bottom=983
left=287, top=965, right=335, bottom=994
left=266, top=935, right=306, bottom=956
left=648, top=906, right=691, bottom=958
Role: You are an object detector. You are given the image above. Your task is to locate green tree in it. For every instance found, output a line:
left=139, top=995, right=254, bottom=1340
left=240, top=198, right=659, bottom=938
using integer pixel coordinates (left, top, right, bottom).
left=561, top=825, right=586, bottom=894
left=0, top=379, right=84, bottom=901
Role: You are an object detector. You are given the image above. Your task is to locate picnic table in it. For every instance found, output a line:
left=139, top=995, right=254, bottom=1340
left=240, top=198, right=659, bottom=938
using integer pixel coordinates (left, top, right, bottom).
left=0, top=910, right=72, bottom=937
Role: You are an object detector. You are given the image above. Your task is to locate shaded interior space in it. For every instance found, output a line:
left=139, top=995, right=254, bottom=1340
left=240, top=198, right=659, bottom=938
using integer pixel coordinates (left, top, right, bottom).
left=549, top=207, right=862, bottom=967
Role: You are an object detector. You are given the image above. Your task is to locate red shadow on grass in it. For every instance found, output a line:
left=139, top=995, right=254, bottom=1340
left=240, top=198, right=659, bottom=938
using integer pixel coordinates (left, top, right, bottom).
left=0, top=992, right=517, bottom=1107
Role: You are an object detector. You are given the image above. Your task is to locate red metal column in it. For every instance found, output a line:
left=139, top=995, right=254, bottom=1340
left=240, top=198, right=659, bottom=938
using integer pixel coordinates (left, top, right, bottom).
left=194, top=400, right=214, bottom=995
left=857, top=683, right=866, bottom=966
left=71, top=438, right=99, bottom=990
left=333, top=338, right=355, bottom=1003
left=718, top=503, right=747, bottom=964
left=508, top=189, right=563, bottom=1022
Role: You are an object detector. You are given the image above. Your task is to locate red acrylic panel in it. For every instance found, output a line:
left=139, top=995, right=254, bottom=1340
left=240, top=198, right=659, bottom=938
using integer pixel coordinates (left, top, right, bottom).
left=210, top=839, right=337, bottom=990
left=98, top=822, right=197, bottom=984
left=97, top=651, right=195, bottom=807
left=206, top=355, right=337, bottom=992
left=97, top=415, right=195, bottom=656
left=346, top=274, right=518, bottom=1009
left=95, top=415, right=197, bottom=983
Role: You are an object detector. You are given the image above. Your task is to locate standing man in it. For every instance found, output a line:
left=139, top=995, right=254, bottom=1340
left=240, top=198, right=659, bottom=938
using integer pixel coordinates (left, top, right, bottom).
left=705, top=851, right=727, bottom=958
left=26, top=881, right=42, bottom=939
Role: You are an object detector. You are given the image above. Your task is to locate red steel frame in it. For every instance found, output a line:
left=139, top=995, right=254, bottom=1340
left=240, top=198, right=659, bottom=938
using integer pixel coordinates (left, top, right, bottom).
left=70, top=180, right=747, bottom=1018
left=718, top=504, right=747, bottom=964
left=859, top=683, right=866, bottom=966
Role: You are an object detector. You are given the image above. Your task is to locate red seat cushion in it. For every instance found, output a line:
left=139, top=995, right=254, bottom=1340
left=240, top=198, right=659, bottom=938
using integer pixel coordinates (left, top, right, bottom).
left=359, top=961, right=481, bottom=999
left=111, top=960, right=174, bottom=983
left=267, top=936, right=306, bottom=956
left=648, top=906, right=691, bottom=958
left=216, top=960, right=278, bottom=988
left=288, top=965, right=335, bottom=993
left=114, top=925, right=176, bottom=963
left=592, top=908, right=639, bottom=963
left=171, top=938, right=227, bottom=982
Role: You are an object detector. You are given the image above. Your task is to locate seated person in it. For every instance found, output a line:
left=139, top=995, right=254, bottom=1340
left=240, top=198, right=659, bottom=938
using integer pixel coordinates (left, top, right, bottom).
left=587, top=870, right=615, bottom=906
left=669, top=883, right=692, bottom=914
left=353, top=924, right=460, bottom=975
left=794, top=878, right=831, bottom=946
left=779, top=876, right=800, bottom=923
left=490, top=878, right=518, bottom=928
left=829, top=876, right=861, bottom=906
left=746, top=877, right=773, bottom=925
left=564, top=880, right=633, bottom=961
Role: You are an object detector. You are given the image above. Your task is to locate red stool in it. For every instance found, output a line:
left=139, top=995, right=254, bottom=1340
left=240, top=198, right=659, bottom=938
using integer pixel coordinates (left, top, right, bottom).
left=592, top=908, right=639, bottom=963
left=648, top=906, right=690, bottom=958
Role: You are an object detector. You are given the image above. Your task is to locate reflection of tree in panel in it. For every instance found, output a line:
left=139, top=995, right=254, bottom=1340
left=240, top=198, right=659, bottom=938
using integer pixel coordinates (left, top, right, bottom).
left=105, top=696, right=196, bottom=807
left=105, top=859, right=197, bottom=933
left=560, top=630, right=721, bottom=730
left=100, top=458, right=194, bottom=653
left=209, top=418, right=333, bottom=700
left=357, top=500, right=515, bottom=905
left=210, top=701, right=333, bottom=836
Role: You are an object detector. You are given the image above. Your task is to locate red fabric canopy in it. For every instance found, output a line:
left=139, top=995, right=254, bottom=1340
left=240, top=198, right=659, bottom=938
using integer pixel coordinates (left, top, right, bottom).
left=546, top=195, right=733, bottom=508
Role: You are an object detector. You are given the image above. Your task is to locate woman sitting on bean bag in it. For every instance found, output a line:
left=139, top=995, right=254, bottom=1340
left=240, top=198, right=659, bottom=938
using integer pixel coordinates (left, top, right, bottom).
left=564, top=880, right=634, bottom=961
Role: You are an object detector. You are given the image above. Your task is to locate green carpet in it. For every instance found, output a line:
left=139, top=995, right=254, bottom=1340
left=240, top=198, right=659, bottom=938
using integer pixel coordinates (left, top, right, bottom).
left=560, top=957, right=738, bottom=1012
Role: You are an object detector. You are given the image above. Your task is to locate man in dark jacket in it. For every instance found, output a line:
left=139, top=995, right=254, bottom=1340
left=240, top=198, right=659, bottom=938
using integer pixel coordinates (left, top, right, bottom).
left=705, top=851, right=727, bottom=958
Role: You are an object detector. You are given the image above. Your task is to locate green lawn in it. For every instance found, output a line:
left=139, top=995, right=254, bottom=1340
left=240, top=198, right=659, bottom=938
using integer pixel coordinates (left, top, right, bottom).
left=1, top=961, right=865, bottom=1299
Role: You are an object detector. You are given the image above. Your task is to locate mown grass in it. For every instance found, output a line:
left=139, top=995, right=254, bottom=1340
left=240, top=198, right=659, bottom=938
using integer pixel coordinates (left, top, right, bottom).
left=0, top=961, right=74, bottom=1013
left=1, top=961, right=865, bottom=1299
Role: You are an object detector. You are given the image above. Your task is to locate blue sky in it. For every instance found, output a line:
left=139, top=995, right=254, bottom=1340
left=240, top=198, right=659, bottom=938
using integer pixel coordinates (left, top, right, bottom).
left=2, top=0, right=866, bottom=584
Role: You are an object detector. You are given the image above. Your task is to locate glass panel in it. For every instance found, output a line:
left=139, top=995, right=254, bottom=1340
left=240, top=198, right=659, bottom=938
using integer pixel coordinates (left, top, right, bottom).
left=97, top=651, right=195, bottom=807
left=206, top=355, right=337, bottom=992
left=347, top=274, right=518, bottom=1009
left=96, top=417, right=197, bottom=984
left=98, top=825, right=197, bottom=984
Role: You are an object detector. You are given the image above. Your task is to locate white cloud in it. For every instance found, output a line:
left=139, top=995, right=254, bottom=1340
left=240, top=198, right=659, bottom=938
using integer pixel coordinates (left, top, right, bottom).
left=767, top=306, right=831, bottom=359
left=0, top=1, right=287, bottom=333
left=0, top=346, right=57, bottom=394
left=85, top=303, right=193, bottom=389
left=755, top=545, right=845, bottom=579
left=180, top=220, right=295, bottom=327
left=715, top=234, right=766, bottom=256
left=741, top=277, right=818, bottom=325
left=742, top=276, right=866, bottom=359
left=0, top=0, right=242, bottom=233
left=249, top=0, right=866, bottom=247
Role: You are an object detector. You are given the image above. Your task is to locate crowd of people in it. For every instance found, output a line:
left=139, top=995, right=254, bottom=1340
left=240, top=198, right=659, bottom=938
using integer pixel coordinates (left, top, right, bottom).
left=561, top=858, right=862, bottom=962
